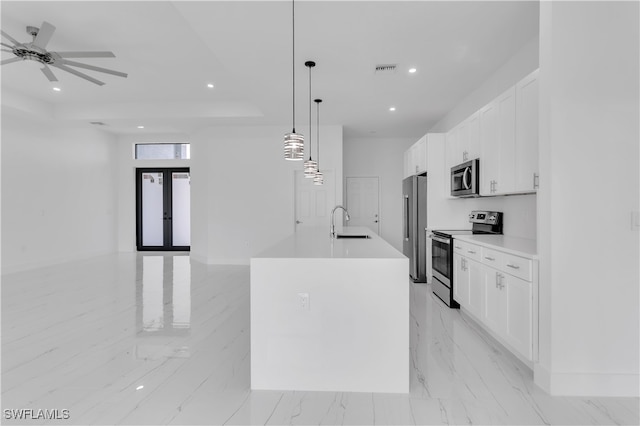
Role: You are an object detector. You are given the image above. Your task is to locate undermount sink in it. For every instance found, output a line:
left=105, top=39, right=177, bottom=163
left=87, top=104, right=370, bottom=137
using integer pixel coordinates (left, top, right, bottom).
left=336, top=234, right=371, bottom=239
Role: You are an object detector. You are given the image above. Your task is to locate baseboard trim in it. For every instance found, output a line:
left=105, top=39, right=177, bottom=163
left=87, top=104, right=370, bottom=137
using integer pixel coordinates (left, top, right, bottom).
left=535, top=364, right=639, bottom=397
left=1, top=249, right=115, bottom=275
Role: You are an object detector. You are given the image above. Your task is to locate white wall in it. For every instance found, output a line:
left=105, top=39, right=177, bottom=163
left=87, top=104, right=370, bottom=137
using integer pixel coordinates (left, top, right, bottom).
left=191, top=125, right=343, bottom=264
left=536, top=1, right=639, bottom=397
left=1, top=106, right=118, bottom=273
left=343, top=137, right=416, bottom=251
left=116, top=134, right=191, bottom=252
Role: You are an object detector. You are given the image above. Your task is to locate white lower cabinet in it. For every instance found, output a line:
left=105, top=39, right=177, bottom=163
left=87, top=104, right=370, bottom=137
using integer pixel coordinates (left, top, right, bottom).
left=454, top=239, right=536, bottom=363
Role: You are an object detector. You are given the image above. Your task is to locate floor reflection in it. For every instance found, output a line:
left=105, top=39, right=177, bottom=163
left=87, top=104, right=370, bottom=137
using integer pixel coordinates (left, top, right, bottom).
left=136, top=254, right=191, bottom=335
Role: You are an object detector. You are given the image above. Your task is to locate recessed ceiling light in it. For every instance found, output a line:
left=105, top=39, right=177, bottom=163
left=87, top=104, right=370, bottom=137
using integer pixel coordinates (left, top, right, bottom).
left=389, top=107, right=396, bottom=112
left=137, top=125, right=145, bottom=129
left=207, top=83, right=214, bottom=89
left=408, top=68, right=417, bottom=74
left=52, top=87, right=61, bottom=92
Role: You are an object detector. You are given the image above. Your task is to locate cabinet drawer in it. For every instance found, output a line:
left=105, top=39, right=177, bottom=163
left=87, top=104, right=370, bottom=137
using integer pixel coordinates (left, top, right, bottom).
left=500, top=253, right=532, bottom=281
left=453, top=240, right=482, bottom=262
left=481, top=247, right=503, bottom=268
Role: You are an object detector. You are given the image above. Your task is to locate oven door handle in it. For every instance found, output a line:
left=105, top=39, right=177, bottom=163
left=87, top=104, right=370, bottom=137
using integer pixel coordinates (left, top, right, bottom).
left=431, top=235, right=451, bottom=245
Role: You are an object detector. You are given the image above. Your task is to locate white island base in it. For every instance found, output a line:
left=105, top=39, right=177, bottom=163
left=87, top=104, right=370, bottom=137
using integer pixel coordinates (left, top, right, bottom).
left=250, top=227, right=409, bottom=393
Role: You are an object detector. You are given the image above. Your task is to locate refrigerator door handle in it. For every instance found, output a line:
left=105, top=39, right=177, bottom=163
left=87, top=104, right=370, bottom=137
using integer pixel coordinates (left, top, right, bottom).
left=403, top=195, right=409, bottom=241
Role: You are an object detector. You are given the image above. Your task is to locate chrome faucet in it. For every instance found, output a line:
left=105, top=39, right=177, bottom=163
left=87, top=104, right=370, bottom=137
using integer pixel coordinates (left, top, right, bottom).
left=330, top=205, right=351, bottom=238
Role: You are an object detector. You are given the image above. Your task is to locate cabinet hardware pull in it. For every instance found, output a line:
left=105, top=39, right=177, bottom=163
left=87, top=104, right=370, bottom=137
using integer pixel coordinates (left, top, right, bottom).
left=468, top=250, right=476, bottom=254
left=533, top=173, right=540, bottom=189
left=506, top=264, right=520, bottom=269
left=485, top=256, right=495, bottom=261
left=455, top=246, right=462, bottom=249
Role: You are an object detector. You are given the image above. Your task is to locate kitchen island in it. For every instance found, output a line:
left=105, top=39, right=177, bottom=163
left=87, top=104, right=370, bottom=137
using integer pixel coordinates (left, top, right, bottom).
left=250, top=227, right=409, bottom=393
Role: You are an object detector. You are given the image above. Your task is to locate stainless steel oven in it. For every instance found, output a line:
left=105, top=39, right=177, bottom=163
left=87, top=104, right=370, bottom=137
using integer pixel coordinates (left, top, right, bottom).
left=431, top=233, right=453, bottom=288
left=451, top=159, right=479, bottom=197
left=430, top=211, right=503, bottom=308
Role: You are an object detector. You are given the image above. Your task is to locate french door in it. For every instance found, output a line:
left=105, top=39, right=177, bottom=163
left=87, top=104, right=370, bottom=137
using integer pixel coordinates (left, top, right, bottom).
left=136, top=168, right=190, bottom=251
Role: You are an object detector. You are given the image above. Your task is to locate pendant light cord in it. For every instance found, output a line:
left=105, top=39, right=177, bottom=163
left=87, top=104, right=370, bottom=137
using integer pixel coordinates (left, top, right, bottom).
left=315, top=99, right=321, bottom=168
left=292, top=0, right=296, bottom=132
left=308, top=64, right=312, bottom=160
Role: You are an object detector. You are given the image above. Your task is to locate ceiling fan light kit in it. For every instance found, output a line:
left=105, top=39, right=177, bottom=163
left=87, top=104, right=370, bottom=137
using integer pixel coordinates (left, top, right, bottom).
left=1, top=21, right=128, bottom=86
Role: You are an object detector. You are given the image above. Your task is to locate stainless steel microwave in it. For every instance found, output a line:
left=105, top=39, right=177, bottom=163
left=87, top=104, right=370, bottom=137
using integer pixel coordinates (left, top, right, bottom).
left=451, top=159, right=479, bottom=197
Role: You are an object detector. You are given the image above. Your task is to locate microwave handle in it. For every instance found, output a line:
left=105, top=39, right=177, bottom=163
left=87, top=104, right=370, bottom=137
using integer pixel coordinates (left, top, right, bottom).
left=463, top=167, right=471, bottom=190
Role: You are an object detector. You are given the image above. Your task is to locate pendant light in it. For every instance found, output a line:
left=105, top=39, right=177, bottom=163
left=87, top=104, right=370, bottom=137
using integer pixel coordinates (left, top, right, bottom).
left=284, top=0, right=304, bottom=160
left=304, top=61, right=318, bottom=177
left=313, top=98, right=324, bottom=185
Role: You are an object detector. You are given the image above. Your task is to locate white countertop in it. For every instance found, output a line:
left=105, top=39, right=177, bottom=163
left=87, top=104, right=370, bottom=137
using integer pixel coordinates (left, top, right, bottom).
left=253, top=226, right=406, bottom=259
left=453, top=234, right=538, bottom=259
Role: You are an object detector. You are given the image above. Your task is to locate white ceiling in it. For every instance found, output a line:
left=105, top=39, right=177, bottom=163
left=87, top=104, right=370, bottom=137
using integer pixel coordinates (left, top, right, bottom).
left=1, top=1, right=539, bottom=138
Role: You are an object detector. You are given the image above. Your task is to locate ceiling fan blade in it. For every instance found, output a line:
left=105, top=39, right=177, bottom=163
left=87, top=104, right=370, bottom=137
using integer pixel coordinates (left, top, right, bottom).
left=52, top=51, right=115, bottom=59
left=41, top=64, right=58, bottom=82
left=50, top=63, right=104, bottom=86
left=1, top=57, right=22, bottom=65
left=33, top=21, right=56, bottom=50
left=1, top=42, right=15, bottom=49
left=58, top=59, right=127, bottom=78
left=1, top=30, right=21, bottom=46
left=1, top=49, right=13, bottom=53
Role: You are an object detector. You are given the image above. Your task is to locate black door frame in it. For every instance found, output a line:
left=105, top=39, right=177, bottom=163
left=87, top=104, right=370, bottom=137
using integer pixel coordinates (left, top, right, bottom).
left=136, top=167, right=190, bottom=251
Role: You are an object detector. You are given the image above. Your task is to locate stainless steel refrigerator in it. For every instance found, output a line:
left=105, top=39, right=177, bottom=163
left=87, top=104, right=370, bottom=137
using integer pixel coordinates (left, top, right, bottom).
left=402, top=175, right=427, bottom=283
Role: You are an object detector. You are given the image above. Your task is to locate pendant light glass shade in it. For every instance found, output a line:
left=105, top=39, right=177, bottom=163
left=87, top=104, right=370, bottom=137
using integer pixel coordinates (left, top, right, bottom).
left=284, top=132, right=304, bottom=160
left=283, top=0, right=303, bottom=160
left=304, top=159, right=318, bottom=177
left=313, top=171, right=324, bottom=185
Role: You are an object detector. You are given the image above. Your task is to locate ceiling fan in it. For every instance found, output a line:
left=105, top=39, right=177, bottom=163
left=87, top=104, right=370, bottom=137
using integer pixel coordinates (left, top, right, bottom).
left=1, top=21, right=127, bottom=86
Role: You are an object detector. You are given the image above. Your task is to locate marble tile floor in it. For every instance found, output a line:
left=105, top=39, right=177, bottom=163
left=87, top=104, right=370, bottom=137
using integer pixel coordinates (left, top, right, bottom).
left=1, top=252, right=638, bottom=425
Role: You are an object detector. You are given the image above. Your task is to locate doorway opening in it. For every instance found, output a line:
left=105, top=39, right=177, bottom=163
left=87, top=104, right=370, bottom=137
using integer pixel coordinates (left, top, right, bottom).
left=346, top=177, right=380, bottom=235
left=136, top=168, right=190, bottom=251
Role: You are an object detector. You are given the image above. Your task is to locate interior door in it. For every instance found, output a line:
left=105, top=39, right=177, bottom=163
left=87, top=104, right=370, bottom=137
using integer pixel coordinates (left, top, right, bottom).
left=346, top=177, right=380, bottom=234
left=136, top=168, right=190, bottom=251
left=294, top=170, right=334, bottom=230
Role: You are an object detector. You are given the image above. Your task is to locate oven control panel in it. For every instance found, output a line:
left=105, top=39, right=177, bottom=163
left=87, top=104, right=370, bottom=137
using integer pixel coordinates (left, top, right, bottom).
left=469, top=210, right=502, bottom=225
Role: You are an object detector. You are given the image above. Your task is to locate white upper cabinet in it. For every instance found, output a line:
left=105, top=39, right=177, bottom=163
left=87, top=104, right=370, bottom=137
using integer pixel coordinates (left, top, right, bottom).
left=447, top=112, right=480, bottom=169
left=476, top=69, right=539, bottom=196
left=514, top=69, right=539, bottom=192
left=480, top=87, right=516, bottom=195
left=479, top=100, right=498, bottom=195
left=403, top=135, right=427, bottom=178
left=465, top=112, right=480, bottom=162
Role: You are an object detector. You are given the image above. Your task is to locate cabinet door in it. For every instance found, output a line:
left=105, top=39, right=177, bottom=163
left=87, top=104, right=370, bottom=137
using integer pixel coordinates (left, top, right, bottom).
left=504, top=273, right=533, bottom=360
left=482, top=267, right=506, bottom=335
left=479, top=101, right=498, bottom=195
left=466, top=112, right=480, bottom=161
left=453, top=254, right=469, bottom=309
left=494, top=87, right=516, bottom=195
left=515, top=69, right=539, bottom=192
left=446, top=125, right=461, bottom=167
left=466, top=258, right=483, bottom=318
left=445, top=127, right=458, bottom=195
left=403, top=150, right=410, bottom=178
left=416, top=137, right=427, bottom=174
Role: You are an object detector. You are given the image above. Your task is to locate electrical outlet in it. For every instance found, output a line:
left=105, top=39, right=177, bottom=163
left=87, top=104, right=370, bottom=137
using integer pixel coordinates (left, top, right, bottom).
left=297, top=292, right=310, bottom=311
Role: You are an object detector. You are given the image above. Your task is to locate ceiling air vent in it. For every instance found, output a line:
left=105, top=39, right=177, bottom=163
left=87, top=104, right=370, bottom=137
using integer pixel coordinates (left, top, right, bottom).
left=374, top=64, right=397, bottom=74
